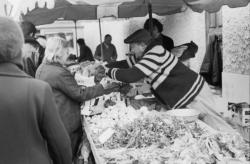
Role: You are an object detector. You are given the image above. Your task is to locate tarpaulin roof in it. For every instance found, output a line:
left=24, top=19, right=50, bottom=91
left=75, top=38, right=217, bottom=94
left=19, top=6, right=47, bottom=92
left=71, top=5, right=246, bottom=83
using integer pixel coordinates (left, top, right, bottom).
left=21, top=0, right=250, bottom=25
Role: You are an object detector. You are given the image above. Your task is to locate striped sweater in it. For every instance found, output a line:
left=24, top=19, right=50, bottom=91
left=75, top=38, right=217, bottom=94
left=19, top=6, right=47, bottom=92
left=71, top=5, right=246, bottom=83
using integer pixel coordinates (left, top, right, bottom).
left=106, top=45, right=205, bottom=109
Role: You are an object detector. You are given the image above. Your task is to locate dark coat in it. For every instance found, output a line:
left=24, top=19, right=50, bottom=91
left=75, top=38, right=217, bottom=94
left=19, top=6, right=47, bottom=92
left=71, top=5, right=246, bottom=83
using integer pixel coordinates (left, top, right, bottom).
left=35, top=63, right=105, bottom=157
left=200, top=35, right=222, bottom=87
left=0, top=63, right=72, bottom=164
left=78, top=45, right=94, bottom=62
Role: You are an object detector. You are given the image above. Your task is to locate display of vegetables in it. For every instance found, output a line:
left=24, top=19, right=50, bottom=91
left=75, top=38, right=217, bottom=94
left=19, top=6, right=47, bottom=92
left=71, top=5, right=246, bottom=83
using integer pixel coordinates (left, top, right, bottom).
left=86, top=103, right=148, bottom=135
left=86, top=105, right=250, bottom=164
left=102, top=116, right=203, bottom=149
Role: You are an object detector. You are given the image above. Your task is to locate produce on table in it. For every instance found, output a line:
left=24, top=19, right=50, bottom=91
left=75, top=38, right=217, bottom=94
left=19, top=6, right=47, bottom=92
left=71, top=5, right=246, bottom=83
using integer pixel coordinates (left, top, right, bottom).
left=85, top=105, right=250, bottom=164
left=104, top=99, right=116, bottom=108
left=86, top=104, right=148, bottom=135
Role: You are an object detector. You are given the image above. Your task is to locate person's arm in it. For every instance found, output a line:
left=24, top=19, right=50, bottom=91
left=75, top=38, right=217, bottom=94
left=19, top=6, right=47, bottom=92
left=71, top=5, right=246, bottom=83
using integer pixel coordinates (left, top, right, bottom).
left=94, top=45, right=101, bottom=61
left=106, top=60, right=129, bottom=69
left=106, top=55, right=137, bottom=69
left=106, top=66, right=146, bottom=83
left=106, top=50, right=167, bottom=83
left=57, top=69, right=105, bottom=102
left=40, top=84, right=72, bottom=164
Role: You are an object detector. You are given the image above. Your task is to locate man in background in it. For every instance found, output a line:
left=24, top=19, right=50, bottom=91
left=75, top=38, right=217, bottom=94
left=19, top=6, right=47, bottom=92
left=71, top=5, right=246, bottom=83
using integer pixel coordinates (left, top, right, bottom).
left=144, top=18, right=174, bottom=52
left=94, top=34, right=117, bottom=63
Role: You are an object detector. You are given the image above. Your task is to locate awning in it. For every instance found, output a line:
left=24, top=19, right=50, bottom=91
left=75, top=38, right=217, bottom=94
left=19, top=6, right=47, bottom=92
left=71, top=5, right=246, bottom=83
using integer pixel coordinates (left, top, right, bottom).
left=19, top=0, right=250, bottom=25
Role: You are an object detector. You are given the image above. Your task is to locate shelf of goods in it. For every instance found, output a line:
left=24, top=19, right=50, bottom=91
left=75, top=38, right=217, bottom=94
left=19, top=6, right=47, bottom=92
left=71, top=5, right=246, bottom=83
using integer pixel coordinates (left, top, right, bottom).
left=82, top=102, right=250, bottom=164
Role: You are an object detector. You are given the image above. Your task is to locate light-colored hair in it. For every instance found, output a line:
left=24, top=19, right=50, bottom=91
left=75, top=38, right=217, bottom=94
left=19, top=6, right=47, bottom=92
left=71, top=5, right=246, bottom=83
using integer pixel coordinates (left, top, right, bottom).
left=43, top=36, right=69, bottom=64
left=0, top=16, right=24, bottom=62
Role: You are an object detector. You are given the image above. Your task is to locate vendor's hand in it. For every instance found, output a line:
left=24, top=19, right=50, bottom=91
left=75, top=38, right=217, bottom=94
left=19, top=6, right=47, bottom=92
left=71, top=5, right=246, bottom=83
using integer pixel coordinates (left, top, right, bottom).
left=103, top=82, right=120, bottom=95
left=119, top=83, right=133, bottom=96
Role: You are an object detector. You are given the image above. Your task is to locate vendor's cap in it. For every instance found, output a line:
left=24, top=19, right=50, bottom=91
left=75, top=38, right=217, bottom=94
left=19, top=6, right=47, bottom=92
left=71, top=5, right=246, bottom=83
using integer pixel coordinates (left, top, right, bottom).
left=124, top=29, right=152, bottom=44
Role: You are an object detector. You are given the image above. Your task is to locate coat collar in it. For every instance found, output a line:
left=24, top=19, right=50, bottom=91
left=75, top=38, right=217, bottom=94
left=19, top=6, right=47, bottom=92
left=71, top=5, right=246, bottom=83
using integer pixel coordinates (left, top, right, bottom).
left=0, top=63, right=31, bottom=78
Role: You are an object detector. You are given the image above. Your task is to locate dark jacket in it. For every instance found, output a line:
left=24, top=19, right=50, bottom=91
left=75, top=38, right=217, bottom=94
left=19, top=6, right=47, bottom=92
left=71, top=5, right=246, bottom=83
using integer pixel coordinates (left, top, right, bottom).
left=35, top=62, right=105, bottom=156
left=200, top=35, right=222, bottom=87
left=78, top=45, right=94, bottom=62
left=0, top=63, right=72, bottom=164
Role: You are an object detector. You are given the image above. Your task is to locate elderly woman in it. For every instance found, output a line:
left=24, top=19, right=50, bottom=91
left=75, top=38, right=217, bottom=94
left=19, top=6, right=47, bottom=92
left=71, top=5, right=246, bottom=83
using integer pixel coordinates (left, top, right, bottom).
left=0, top=17, right=72, bottom=164
left=35, top=36, right=119, bottom=161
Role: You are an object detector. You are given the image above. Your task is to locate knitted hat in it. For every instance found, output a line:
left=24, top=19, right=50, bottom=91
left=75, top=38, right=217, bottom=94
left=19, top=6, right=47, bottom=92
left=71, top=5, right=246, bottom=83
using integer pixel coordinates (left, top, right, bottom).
left=124, top=29, right=152, bottom=44
left=0, top=16, right=24, bottom=68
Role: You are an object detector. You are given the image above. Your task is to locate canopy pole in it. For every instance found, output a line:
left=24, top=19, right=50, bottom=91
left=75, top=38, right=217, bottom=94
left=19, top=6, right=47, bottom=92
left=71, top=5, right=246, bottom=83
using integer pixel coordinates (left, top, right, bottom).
left=73, top=20, right=79, bottom=57
left=147, top=1, right=153, bottom=37
left=98, top=18, right=104, bottom=61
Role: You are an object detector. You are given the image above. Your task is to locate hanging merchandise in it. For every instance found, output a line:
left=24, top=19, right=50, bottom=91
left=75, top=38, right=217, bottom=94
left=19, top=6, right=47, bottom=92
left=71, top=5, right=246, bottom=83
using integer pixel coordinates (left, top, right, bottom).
left=200, top=35, right=223, bottom=87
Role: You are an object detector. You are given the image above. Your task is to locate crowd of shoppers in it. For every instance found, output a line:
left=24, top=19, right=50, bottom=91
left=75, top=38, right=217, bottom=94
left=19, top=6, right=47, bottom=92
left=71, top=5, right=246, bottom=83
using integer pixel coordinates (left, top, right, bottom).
left=0, top=16, right=72, bottom=164
left=0, top=16, right=120, bottom=164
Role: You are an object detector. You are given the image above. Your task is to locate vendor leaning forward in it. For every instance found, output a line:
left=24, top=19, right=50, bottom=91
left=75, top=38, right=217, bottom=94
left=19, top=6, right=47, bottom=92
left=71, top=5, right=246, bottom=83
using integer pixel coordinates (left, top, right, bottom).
left=104, top=29, right=235, bottom=133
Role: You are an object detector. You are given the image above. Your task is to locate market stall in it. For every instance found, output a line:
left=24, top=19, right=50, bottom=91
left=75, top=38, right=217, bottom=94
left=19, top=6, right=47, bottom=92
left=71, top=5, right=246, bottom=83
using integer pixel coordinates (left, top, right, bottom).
left=6, top=0, right=249, bottom=163
left=71, top=61, right=250, bottom=164
left=82, top=98, right=250, bottom=164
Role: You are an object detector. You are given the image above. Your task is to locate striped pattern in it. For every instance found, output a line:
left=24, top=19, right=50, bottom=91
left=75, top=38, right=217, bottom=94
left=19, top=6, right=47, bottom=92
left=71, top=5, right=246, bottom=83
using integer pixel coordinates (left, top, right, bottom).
left=126, top=55, right=137, bottom=68
left=107, top=45, right=205, bottom=109
left=135, top=46, right=178, bottom=89
left=107, top=68, right=118, bottom=80
left=173, top=75, right=205, bottom=108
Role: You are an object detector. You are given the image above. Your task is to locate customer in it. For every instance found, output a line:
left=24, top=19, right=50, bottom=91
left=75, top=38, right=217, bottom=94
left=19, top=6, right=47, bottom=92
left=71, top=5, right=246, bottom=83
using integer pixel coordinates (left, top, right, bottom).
left=36, top=36, right=119, bottom=162
left=20, top=21, right=40, bottom=77
left=144, top=18, right=174, bottom=51
left=77, top=38, right=94, bottom=62
left=94, top=34, right=117, bottom=63
left=102, top=29, right=235, bottom=133
left=0, top=16, right=72, bottom=164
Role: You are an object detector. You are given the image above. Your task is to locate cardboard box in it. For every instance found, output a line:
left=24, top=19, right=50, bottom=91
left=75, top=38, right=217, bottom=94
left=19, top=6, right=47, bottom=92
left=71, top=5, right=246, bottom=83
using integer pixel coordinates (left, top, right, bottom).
left=228, top=102, right=250, bottom=126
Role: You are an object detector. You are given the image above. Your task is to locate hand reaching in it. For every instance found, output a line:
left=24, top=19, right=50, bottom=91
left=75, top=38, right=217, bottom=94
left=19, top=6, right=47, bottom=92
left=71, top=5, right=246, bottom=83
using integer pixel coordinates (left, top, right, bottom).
left=103, top=82, right=120, bottom=95
left=119, top=83, right=133, bottom=96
